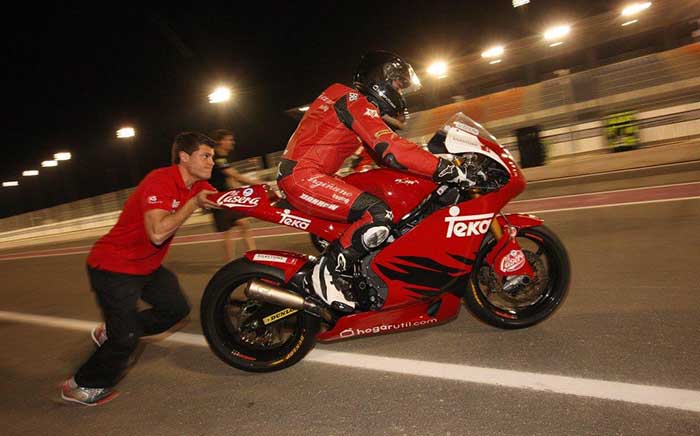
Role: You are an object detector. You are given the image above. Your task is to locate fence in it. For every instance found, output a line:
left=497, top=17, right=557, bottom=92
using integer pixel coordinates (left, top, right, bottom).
left=1, top=43, right=699, bottom=234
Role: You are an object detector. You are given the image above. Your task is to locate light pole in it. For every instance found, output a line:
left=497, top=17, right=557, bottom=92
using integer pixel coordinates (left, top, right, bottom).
left=53, top=151, right=78, bottom=203
left=209, top=85, right=233, bottom=127
left=117, top=127, right=139, bottom=186
left=426, top=61, right=448, bottom=107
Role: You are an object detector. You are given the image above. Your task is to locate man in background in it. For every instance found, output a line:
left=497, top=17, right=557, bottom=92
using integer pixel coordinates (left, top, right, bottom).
left=209, top=129, right=259, bottom=262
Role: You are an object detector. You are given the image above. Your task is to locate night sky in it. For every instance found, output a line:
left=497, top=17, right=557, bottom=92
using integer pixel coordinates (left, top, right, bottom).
left=1, top=1, right=615, bottom=215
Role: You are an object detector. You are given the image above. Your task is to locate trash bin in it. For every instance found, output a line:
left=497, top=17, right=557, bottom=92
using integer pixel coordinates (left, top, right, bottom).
left=514, top=126, right=545, bottom=168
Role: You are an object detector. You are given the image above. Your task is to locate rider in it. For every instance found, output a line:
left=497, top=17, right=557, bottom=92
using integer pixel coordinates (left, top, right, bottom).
left=277, top=50, right=470, bottom=312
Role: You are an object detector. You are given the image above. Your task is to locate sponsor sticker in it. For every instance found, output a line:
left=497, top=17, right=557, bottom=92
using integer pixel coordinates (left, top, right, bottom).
left=308, top=176, right=353, bottom=197
left=348, top=92, right=358, bottom=102
left=252, top=253, right=290, bottom=263
left=444, top=206, right=494, bottom=238
left=263, top=308, right=299, bottom=325
left=300, top=193, right=339, bottom=211
left=364, top=108, right=380, bottom=119
left=500, top=249, right=526, bottom=273
left=374, top=129, right=393, bottom=138
left=453, top=121, right=480, bottom=136
left=217, top=190, right=261, bottom=208
left=147, top=195, right=159, bottom=204
left=394, top=177, right=419, bottom=185
left=339, top=319, right=439, bottom=338
left=279, top=209, right=311, bottom=230
left=171, top=199, right=180, bottom=209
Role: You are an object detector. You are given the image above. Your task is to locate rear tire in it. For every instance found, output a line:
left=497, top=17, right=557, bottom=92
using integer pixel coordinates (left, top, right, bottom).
left=464, top=225, right=570, bottom=329
left=200, top=258, right=320, bottom=372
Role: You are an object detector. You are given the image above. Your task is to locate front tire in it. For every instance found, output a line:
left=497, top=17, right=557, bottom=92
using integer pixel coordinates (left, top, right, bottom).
left=200, top=258, right=320, bottom=372
left=464, top=225, right=571, bottom=329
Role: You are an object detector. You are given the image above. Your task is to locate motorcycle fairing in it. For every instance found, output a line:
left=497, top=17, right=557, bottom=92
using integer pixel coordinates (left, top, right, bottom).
left=370, top=195, right=491, bottom=308
left=209, top=185, right=349, bottom=242
left=243, top=250, right=312, bottom=282
left=316, top=293, right=461, bottom=342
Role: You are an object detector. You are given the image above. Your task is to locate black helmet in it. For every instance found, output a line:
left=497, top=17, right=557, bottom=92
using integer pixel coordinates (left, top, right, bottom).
left=353, top=50, right=422, bottom=117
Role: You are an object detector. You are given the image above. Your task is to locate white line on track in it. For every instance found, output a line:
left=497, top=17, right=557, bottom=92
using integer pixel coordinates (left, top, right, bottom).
left=527, top=160, right=700, bottom=184
left=521, top=195, right=700, bottom=214
left=2, top=195, right=698, bottom=262
left=2, top=310, right=699, bottom=413
left=511, top=180, right=700, bottom=203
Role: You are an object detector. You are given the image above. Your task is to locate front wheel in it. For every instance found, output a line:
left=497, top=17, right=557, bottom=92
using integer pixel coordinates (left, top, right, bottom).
left=464, top=224, right=571, bottom=329
left=200, top=258, right=321, bottom=372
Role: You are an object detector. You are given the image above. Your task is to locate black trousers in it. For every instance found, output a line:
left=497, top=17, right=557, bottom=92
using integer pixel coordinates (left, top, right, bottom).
left=74, top=266, right=190, bottom=388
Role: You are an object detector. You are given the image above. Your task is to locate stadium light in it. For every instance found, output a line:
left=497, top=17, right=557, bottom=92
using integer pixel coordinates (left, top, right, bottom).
left=622, top=19, right=639, bottom=26
left=208, top=86, right=232, bottom=103
left=41, top=160, right=58, bottom=167
left=22, top=170, right=39, bottom=176
left=427, top=61, right=448, bottom=79
left=2, top=181, right=19, bottom=187
left=117, top=127, right=136, bottom=139
left=622, top=2, right=651, bottom=16
left=512, top=0, right=529, bottom=7
left=481, top=46, right=505, bottom=59
left=54, top=152, right=71, bottom=161
left=544, top=25, right=571, bottom=42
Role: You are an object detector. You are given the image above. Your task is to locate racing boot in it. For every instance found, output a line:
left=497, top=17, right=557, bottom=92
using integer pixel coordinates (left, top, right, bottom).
left=311, top=241, right=360, bottom=312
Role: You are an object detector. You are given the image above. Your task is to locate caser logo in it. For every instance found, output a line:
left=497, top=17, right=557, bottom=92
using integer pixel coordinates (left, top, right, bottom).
left=217, top=190, right=261, bottom=208
left=444, top=206, right=494, bottom=238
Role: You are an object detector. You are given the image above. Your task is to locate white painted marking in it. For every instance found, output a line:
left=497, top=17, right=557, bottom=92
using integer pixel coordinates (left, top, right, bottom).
left=512, top=180, right=700, bottom=203
left=2, top=184, right=698, bottom=261
left=2, top=310, right=700, bottom=413
left=527, top=160, right=700, bottom=184
left=522, top=196, right=700, bottom=214
left=0, top=232, right=306, bottom=261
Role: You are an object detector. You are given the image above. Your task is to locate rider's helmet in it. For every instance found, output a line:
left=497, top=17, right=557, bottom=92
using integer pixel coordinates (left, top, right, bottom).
left=353, top=50, right=422, bottom=118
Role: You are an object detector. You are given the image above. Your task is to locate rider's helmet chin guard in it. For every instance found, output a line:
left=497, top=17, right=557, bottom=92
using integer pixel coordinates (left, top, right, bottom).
left=353, top=50, right=422, bottom=118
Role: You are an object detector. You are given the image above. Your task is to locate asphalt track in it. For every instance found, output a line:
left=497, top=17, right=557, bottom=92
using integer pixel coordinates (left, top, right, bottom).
left=1, top=162, right=699, bottom=436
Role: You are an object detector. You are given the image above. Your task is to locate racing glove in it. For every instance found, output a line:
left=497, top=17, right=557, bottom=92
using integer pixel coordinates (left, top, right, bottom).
left=432, top=158, right=474, bottom=186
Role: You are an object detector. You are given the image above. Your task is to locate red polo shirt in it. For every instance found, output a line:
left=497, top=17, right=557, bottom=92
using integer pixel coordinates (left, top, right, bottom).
left=87, top=165, right=214, bottom=275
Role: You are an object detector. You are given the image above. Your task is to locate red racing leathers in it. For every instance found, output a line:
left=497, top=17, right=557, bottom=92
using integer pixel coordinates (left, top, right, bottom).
left=277, top=83, right=441, bottom=251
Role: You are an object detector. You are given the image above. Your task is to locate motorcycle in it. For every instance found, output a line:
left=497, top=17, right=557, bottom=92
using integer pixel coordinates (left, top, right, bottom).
left=201, top=113, right=571, bottom=372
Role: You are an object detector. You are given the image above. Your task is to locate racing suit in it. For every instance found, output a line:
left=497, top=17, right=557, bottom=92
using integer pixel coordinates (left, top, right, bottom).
left=277, top=83, right=459, bottom=309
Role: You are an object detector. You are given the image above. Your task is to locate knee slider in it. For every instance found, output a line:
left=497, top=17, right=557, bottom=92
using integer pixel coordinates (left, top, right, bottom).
left=361, top=225, right=391, bottom=249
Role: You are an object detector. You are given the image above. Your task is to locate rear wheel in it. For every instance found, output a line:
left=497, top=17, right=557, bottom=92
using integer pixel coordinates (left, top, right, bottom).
left=464, top=225, right=570, bottom=329
left=200, top=259, right=320, bottom=372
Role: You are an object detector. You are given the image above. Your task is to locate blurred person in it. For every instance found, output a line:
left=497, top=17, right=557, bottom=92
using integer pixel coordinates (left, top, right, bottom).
left=209, top=129, right=259, bottom=262
left=348, top=112, right=407, bottom=173
left=277, top=50, right=472, bottom=312
left=60, top=132, right=220, bottom=406
left=349, top=145, right=377, bottom=173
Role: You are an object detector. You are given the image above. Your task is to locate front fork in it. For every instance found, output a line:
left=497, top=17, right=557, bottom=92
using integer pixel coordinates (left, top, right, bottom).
left=469, top=191, right=535, bottom=281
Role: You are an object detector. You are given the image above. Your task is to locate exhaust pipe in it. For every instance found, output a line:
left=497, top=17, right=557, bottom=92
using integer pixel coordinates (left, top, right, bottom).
left=244, top=280, right=334, bottom=323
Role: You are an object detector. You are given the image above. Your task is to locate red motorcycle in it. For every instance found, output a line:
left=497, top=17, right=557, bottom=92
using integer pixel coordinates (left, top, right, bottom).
left=201, top=113, right=571, bottom=372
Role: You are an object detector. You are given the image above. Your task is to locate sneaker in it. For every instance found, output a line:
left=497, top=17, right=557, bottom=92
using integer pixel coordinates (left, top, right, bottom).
left=311, top=257, right=356, bottom=312
left=91, top=323, right=107, bottom=347
left=60, top=377, right=118, bottom=406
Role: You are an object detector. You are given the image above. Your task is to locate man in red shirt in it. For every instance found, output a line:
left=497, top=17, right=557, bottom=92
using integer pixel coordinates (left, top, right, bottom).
left=61, top=132, right=220, bottom=406
left=277, top=51, right=470, bottom=312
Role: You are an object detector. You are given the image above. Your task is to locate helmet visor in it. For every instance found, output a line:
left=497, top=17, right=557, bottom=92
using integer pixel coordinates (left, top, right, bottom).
left=383, top=61, right=422, bottom=95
